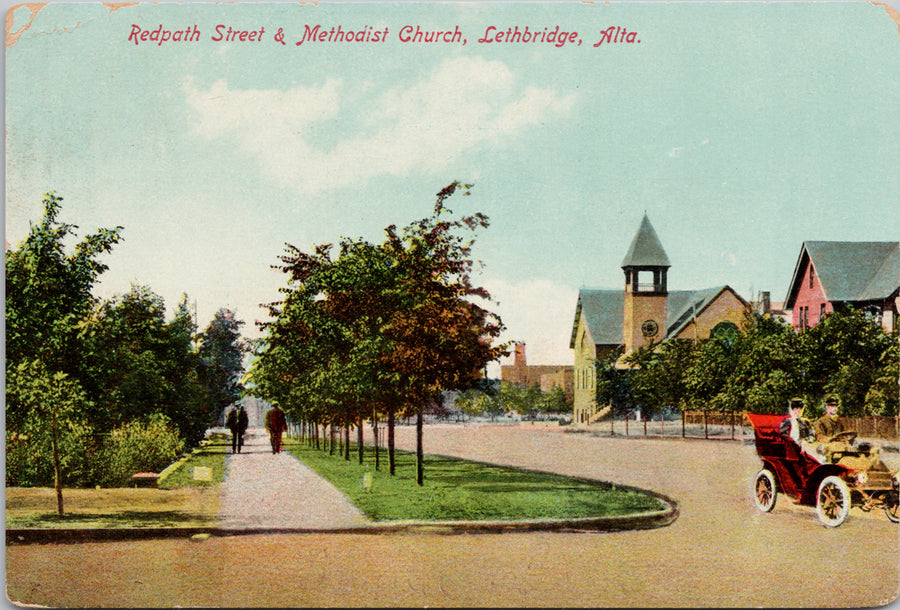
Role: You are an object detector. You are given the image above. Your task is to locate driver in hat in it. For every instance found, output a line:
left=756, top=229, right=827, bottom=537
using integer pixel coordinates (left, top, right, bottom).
left=814, top=395, right=849, bottom=463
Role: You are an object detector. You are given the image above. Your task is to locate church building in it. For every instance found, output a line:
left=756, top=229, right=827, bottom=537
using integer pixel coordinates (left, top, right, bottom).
left=570, top=215, right=749, bottom=424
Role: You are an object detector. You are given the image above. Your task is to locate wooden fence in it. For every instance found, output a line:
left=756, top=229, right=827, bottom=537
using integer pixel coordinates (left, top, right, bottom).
left=595, top=411, right=899, bottom=441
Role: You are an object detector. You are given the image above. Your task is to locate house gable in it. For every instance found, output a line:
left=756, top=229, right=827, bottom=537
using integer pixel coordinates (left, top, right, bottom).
left=784, top=241, right=900, bottom=330
left=786, top=241, right=899, bottom=307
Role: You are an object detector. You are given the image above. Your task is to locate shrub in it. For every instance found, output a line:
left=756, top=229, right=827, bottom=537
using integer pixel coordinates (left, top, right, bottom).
left=97, top=414, right=185, bottom=487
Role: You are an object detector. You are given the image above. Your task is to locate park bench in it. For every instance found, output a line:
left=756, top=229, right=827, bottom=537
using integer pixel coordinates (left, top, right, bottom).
left=130, top=472, right=159, bottom=488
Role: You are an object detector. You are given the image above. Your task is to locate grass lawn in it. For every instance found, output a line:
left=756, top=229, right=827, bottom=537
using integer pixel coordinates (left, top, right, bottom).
left=284, top=438, right=665, bottom=522
left=5, top=487, right=219, bottom=529
left=6, top=434, right=228, bottom=529
left=156, top=433, right=229, bottom=489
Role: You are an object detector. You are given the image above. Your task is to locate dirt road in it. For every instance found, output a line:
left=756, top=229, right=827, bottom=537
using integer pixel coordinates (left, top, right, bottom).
left=6, top=424, right=898, bottom=607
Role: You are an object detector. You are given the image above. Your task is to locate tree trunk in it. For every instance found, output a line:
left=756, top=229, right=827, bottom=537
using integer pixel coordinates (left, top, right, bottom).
left=329, top=424, right=335, bottom=455
left=357, top=416, right=364, bottom=464
left=373, top=414, right=380, bottom=471
left=51, top=424, right=64, bottom=515
left=416, top=409, right=424, bottom=486
left=388, top=409, right=396, bottom=476
left=344, top=424, right=350, bottom=461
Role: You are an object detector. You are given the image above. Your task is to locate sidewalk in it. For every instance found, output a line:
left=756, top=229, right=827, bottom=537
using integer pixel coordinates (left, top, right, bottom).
left=218, top=428, right=369, bottom=530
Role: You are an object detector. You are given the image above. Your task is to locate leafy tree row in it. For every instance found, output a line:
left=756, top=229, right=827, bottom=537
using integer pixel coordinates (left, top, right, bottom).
left=596, top=310, right=898, bottom=419
left=247, top=182, right=507, bottom=485
left=6, top=193, right=247, bottom=507
left=455, top=382, right=570, bottom=421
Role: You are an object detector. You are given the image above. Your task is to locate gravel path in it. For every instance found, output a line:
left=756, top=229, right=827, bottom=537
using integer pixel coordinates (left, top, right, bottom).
left=217, top=428, right=368, bottom=530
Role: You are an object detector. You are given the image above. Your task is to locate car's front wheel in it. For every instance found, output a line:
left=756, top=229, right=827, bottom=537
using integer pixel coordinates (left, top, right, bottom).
left=883, top=501, right=899, bottom=523
left=754, top=469, right=777, bottom=513
left=816, top=475, right=850, bottom=527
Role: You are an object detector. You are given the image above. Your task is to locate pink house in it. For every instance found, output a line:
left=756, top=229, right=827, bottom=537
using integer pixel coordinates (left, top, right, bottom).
left=784, top=241, right=899, bottom=332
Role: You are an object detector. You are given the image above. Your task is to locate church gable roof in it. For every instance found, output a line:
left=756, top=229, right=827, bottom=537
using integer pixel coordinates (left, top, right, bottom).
left=620, top=214, right=671, bottom=268
left=571, top=289, right=623, bottom=348
left=573, top=286, right=748, bottom=349
left=666, top=286, right=745, bottom=338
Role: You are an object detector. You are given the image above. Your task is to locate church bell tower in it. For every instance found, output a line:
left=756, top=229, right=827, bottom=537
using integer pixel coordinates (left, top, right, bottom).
left=622, top=214, right=670, bottom=354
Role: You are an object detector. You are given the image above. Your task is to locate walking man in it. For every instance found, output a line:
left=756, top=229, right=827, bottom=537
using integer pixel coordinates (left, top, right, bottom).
left=226, top=403, right=249, bottom=454
left=264, top=405, right=287, bottom=454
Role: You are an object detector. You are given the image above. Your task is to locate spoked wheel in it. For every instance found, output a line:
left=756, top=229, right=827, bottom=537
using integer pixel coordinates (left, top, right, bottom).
left=816, top=475, right=850, bottom=527
left=753, top=469, right=777, bottom=513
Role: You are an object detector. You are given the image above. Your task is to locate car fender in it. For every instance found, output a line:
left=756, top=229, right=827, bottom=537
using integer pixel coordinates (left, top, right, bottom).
left=802, top=463, right=850, bottom=505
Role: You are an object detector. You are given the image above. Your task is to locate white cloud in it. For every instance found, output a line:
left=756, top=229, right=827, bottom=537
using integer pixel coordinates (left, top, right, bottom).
left=183, top=57, right=574, bottom=194
left=481, top=277, right=578, bottom=374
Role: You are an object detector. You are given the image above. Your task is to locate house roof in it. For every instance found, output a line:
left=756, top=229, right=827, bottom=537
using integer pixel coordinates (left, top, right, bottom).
left=620, top=214, right=671, bottom=268
left=784, top=241, right=900, bottom=308
left=571, top=286, right=744, bottom=349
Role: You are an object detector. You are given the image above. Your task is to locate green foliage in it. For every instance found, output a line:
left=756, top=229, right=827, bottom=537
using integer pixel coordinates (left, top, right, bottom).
left=80, top=286, right=214, bottom=446
left=594, top=347, right=634, bottom=416
left=97, top=415, right=185, bottom=487
left=865, top=339, right=900, bottom=416
left=593, top=309, right=896, bottom=417
left=798, top=308, right=896, bottom=415
left=6, top=193, right=247, bottom=488
left=198, top=308, right=248, bottom=422
left=248, top=182, right=508, bottom=482
left=626, top=339, right=696, bottom=417
left=5, top=193, right=123, bottom=375
left=537, top=385, right=570, bottom=414
left=5, top=360, right=92, bottom=494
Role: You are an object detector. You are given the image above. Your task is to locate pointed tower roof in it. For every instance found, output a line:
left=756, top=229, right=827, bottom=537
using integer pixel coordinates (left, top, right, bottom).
left=621, top=214, right=671, bottom=268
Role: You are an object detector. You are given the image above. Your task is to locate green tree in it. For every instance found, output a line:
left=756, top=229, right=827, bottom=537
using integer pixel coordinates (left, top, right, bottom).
left=83, top=286, right=210, bottom=446
left=537, top=385, right=569, bottom=415
left=711, top=314, right=800, bottom=415
left=199, top=308, right=248, bottom=426
left=454, top=389, right=498, bottom=419
left=5, top=192, right=122, bottom=429
left=594, top=347, right=634, bottom=417
left=864, top=338, right=899, bottom=416
left=380, top=182, right=506, bottom=484
left=625, top=339, right=696, bottom=418
left=251, top=182, right=506, bottom=486
left=7, top=360, right=91, bottom=514
left=797, top=308, right=895, bottom=415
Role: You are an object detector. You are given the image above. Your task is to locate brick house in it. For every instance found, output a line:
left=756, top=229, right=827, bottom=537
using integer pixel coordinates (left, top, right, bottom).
left=570, top=215, right=749, bottom=424
left=500, top=342, right=574, bottom=404
left=784, top=241, right=899, bottom=333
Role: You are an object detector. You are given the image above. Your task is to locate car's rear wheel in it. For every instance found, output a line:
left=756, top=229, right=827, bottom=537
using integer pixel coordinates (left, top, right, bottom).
left=816, top=475, right=850, bottom=527
left=754, top=469, right=777, bottom=512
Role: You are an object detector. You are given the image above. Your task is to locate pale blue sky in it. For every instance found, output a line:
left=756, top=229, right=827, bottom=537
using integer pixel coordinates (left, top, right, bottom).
left=5, top=1, right=899, bottom=372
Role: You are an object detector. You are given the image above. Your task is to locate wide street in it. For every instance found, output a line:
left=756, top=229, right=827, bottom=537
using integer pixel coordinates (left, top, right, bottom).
left=6, top=423, right=899, bottom=607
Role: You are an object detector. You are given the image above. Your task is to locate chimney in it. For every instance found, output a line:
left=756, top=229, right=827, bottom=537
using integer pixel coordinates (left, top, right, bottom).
left=514, top=342, right=526, bottom=367
left=761, top=291, right=771, bottom=314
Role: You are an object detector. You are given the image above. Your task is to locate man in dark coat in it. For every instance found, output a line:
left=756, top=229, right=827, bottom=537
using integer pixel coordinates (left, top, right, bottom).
left=226, top=404, right=249, bottom=453
left=264, top=405, right=287, bottom=454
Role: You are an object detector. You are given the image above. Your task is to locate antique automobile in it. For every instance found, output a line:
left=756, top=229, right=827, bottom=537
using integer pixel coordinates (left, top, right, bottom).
left=748, top=413, right=899, bottom=527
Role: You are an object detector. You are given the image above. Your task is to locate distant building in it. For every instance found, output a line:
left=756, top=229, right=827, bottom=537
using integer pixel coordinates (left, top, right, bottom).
left=500, top=343, right=574, bottom=403
left=754, top=291, right=791, bottom=325
left=784, top=241, right=899, bottom=333
left=570, top=214, right=749, bottom=424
